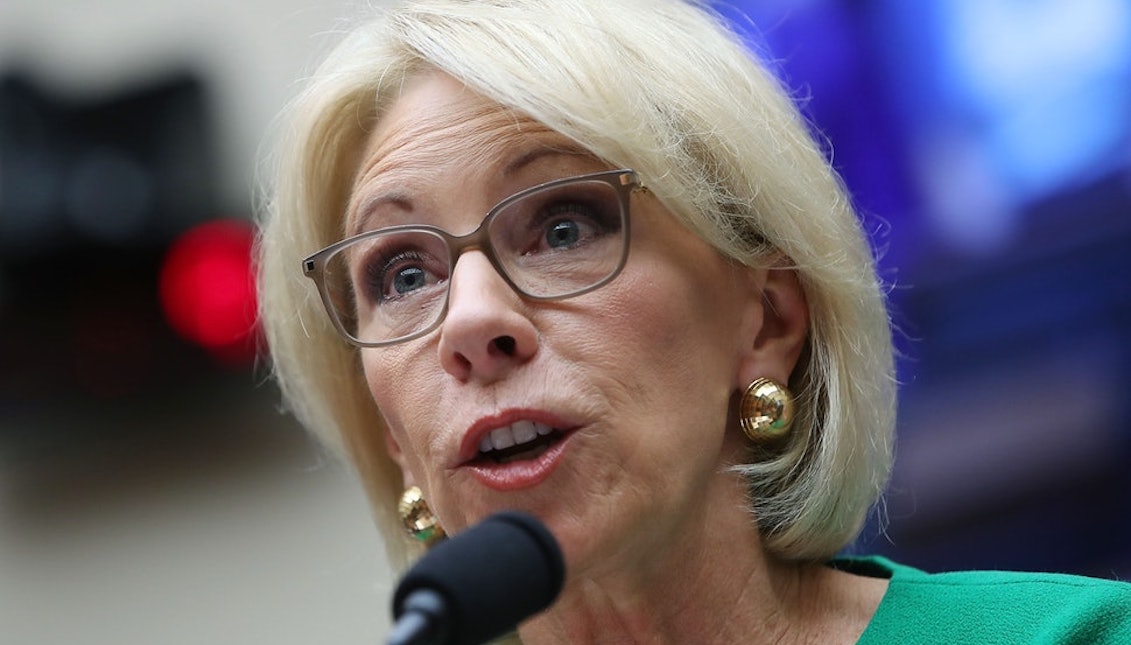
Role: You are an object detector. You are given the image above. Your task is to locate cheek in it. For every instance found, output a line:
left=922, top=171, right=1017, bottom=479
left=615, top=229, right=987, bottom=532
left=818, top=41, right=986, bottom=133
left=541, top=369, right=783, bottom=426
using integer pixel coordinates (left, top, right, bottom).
left=577, top=261, right=746, bottom=424
left=361, top=349, right=436, bottom=467
left=611, top=261, right=744, bottom=366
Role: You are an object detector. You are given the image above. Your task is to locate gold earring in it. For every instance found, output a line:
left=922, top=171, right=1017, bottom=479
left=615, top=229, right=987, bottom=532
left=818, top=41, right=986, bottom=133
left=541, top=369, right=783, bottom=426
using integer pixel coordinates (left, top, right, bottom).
left=398, top=486, right=446, bottom=545
left=739, top=377, right=795, bottom=442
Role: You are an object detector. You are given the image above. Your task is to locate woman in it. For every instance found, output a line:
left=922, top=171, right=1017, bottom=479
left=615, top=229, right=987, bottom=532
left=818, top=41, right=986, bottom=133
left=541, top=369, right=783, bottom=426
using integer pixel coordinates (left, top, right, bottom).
left=257, top=1, right=1131, bottom=642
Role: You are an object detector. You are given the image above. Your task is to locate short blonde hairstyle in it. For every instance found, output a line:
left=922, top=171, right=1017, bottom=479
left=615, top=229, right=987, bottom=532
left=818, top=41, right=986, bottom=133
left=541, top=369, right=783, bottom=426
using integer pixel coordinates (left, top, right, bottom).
left=257, top=0, right=895, bottom=570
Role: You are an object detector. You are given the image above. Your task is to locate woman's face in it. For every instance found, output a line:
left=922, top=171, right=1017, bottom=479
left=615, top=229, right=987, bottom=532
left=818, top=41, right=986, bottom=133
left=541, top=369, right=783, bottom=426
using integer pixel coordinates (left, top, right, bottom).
left=352, top=71, right=801, bottom=575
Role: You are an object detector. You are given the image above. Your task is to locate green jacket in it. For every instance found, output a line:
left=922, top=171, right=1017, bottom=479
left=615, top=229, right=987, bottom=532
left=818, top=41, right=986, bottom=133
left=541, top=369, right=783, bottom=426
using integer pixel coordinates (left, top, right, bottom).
left=834, top=556, right=1131, bottom=644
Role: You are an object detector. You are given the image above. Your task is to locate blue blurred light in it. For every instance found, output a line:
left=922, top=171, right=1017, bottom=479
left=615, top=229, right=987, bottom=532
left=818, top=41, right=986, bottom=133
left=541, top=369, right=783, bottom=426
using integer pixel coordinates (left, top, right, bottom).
left=720, top=0, right=1131, bottom=255
left=886, top=0, right=1131, bottom=252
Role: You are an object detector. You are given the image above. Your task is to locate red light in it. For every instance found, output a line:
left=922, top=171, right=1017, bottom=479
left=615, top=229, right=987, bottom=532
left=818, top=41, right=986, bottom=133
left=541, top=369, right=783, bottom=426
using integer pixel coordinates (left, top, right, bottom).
left=159, top=219, right=258, bottom=366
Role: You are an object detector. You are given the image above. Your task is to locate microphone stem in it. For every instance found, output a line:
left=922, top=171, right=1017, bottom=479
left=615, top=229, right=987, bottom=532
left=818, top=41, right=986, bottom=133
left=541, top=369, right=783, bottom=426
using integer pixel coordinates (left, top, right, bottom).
left=387, top=589, right=447, bottom=645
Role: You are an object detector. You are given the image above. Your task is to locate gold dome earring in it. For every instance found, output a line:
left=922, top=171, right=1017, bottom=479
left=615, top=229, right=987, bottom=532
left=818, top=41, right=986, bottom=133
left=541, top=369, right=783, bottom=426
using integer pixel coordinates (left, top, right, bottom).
left=739, top=377, right=795, bottom=442
left=398, top=486, right=446, bottom=546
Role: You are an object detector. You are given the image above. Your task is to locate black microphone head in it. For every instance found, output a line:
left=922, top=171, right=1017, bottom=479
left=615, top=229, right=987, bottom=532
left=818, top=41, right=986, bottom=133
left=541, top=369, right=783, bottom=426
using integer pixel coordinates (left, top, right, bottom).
left=391, top=511, right=565, bottom=645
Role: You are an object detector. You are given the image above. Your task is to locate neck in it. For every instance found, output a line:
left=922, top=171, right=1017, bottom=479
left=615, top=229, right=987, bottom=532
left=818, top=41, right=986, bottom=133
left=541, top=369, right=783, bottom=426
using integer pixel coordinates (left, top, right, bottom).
left=516, top=471, right=886, bottom=644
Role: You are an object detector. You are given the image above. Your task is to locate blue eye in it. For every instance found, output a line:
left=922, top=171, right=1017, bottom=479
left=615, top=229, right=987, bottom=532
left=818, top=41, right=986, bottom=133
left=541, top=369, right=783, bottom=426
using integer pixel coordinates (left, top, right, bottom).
left=488, top=180, right=624, bottom=262
left=534, top=201, right=605, bottom=252
left=546, top=220, right=583, bottom=248
left=392, top=266, right=428, bottom=295
left=360, top=247, right=445, bottom=304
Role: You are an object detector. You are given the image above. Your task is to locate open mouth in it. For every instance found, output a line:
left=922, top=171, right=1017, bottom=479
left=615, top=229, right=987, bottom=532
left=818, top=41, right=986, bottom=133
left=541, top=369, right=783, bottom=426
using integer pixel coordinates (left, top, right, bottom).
left=475, top=420, right=568, bottom=465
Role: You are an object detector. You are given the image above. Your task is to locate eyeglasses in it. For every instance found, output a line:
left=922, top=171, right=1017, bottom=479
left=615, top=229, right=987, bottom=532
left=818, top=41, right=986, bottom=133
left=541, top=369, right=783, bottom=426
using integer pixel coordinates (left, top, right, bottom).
left=302, top=169, right=640, bottom=347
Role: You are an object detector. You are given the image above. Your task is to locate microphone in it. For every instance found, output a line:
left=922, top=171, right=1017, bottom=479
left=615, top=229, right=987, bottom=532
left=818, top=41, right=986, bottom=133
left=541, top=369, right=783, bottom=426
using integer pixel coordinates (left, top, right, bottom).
left=387, top=511, right=565, bottom=645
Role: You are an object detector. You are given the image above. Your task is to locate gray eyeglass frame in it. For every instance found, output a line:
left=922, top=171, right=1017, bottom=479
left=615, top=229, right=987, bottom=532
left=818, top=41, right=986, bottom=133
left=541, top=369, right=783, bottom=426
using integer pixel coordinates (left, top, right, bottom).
left=302, top=168, right=641, bottom=348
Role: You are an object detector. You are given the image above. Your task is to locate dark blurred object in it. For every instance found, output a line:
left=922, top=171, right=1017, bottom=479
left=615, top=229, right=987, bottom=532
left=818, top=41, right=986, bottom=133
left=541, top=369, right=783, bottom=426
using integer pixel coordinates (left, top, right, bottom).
left=0, top=72, right=213, bottom=253
left=874, top=174, right=1131, bottom=578
left=0, top=71, right=255, bottom=453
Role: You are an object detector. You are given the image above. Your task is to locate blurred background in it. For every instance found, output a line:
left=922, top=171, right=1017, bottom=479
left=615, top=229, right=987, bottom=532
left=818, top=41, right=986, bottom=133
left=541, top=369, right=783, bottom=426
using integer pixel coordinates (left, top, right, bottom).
left=0, top=0, right=1128, bottom=643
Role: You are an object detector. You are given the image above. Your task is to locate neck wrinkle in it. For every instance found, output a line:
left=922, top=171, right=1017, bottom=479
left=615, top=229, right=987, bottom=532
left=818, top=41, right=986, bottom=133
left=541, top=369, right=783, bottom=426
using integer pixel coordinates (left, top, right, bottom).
left=516, top=473, right=801, bottom=644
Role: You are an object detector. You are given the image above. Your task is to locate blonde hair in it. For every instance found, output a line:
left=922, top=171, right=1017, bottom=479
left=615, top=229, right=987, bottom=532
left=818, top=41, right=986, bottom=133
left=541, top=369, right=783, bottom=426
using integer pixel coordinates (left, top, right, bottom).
left=257, top=0, right=895, bottom=570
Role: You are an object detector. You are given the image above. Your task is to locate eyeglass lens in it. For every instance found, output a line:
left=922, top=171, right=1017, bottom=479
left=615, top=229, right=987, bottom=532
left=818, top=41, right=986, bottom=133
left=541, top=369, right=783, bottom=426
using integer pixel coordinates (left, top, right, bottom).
left=320, top=176, right=627, bottom=345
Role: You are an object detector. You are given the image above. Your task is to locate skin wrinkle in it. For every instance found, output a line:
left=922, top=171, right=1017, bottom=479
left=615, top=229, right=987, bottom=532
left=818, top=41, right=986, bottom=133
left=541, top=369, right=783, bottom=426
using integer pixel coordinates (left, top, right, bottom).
left=347, top=78, right=598, bottom=238
left=355, top=71, right=885, bottom=644
left=535, top=459, right=781, bottom=644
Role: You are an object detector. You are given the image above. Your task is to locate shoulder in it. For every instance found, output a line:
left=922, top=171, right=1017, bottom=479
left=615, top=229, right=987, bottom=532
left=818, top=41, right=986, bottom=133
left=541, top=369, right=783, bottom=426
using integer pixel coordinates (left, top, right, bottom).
left=833, top=556, right=1131, bottom=645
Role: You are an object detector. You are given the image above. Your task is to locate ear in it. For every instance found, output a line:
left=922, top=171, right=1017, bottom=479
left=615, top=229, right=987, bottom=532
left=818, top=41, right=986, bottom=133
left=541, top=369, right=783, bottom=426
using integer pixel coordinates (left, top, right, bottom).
left=384, top=429, right=416, bottom=489
left=735, top=259, right=810, bottom=388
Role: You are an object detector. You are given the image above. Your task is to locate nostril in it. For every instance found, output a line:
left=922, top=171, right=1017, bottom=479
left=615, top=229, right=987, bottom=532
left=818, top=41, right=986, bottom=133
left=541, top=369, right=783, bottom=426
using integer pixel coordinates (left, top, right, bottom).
left=492, top=335, right=517, bottom=355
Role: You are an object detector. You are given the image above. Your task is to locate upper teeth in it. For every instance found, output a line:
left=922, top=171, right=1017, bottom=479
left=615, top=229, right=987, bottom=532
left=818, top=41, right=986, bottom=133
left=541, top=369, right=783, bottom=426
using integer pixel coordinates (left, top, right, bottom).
left=479, top=421, right=555, bottom=453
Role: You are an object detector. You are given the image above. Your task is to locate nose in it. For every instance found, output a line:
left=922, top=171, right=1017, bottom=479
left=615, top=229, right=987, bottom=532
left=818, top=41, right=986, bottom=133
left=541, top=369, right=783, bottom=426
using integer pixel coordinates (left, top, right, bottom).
left=438, top=251, right=539, bottom=383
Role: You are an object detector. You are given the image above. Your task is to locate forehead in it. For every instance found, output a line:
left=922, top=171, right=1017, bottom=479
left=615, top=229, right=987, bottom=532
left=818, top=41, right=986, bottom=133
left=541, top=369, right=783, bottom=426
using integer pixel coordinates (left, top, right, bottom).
left=346, top=71, right=597, bottom=233
left=357, top=71, right=578, bottom=184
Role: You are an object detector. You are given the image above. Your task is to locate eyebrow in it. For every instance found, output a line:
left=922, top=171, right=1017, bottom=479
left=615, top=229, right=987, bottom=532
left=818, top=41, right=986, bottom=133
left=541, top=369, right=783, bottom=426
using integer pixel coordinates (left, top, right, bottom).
left=346, top=192, right=414, bottom=238
left=500, top=142, right=597, bottom=177
left=346, top=144, right=599, bottom=237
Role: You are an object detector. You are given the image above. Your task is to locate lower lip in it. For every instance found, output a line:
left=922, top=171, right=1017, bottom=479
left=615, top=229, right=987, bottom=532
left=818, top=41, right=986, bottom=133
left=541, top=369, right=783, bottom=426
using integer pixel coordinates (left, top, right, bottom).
left=463, top=431, right=573, bottom=491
